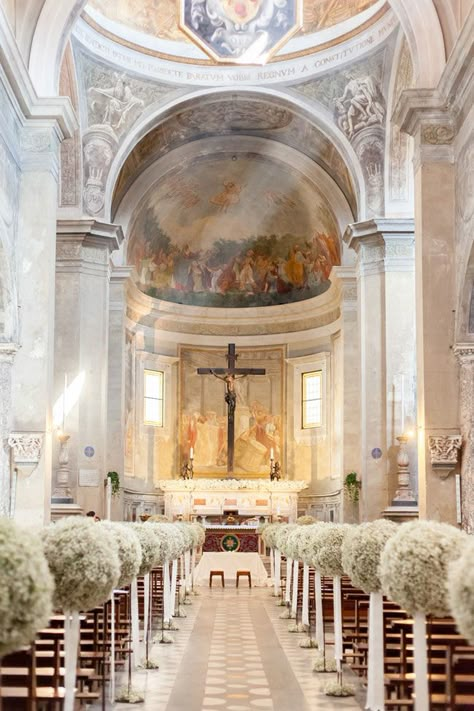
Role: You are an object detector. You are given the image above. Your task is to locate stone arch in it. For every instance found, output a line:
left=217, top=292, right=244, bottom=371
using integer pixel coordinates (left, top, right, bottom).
left=102, top=87, right=366, bottom=225
left=27, top=0, right=447, bottom=97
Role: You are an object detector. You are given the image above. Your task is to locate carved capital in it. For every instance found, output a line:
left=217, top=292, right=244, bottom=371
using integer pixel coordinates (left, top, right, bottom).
left=428, top=434, right=462, bottom=478
left=454, top=343, right=474, bottom=365
left=8, top=432, right=44, bottom=475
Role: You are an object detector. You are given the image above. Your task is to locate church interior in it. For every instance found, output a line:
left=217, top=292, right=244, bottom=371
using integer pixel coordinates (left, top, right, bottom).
left=0, top=0, right=473, bottom=708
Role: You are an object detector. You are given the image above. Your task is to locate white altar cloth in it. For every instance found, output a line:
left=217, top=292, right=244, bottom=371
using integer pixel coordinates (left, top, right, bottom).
left=193, top=552, right=269, bottom=587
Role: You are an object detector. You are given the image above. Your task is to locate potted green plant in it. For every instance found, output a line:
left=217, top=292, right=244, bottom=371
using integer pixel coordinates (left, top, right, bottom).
left=344, top=472, right=361, bottom=504
left=107, top=471, right=120, bottom=497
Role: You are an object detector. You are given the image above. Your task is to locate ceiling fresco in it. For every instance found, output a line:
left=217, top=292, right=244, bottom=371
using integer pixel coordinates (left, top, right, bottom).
left=112, top=98, right=357, bottom=218
left=87, top=0, right=379, bottom=42
left=127, top=153, right=341, bottom=308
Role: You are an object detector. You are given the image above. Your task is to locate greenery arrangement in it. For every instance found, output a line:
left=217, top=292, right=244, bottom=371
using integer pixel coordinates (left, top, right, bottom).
left=107, top=471, right=120, bottom=496
left=344, top=471, right=361, bottom=503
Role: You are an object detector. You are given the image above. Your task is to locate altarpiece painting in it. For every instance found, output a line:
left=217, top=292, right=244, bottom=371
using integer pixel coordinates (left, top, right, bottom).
left=180, top=345, right=284, bottom=477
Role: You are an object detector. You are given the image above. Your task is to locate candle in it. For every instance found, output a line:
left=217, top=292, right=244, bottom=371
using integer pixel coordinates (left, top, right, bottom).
left=189, top=447, right=194, bottom=460
left=62, top=372, right=68, bottom=432
left=400, top=375, right=405, bottom=433
left=270, top=447, right=274, bottom=460
left=277, top=505, right=281, bottom=515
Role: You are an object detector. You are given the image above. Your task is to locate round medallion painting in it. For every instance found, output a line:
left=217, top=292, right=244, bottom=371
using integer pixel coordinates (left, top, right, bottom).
left=128, top=153, right=341, bottom=308
left=221, top=533, right=240, bottom=552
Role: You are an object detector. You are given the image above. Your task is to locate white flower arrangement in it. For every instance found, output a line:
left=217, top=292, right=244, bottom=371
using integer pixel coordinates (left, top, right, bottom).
left=313, top=655, right=337, bottom=673
left=448, top=539, right=474, bottom=643
left=159, top=479, right=308, bottom=492
left=296, top=515, right=316, bottom=525
left=297, top=523, right=324, bottom=565
left=147, top=514, right=170, bottom=522
left=261, top=523, right=281, bottom=549
left=0, top=519, right=54, bottom=657
left=380, top=520, right=468, bottom=616
left=311, top=524, right=352, bottom=577
left=190, top=522, right=205, bottom=547
left=99, top=522, right=142, bottom=588
left=42, top=518, right=120, bottom=611
left=324, top=681, right=355, bottom=697
left=146, top=523, right=185, bottom=562
left=342, top=519, right=398, bottom=593
left=275, top=524, right=298, bottom=556
left=115, top=687, right=144, bottom=703
left=174, top=522, right=194, bottom=551
left=285, top=525, right=320, bottom=562
left=128, top=523, right=160, bottom=575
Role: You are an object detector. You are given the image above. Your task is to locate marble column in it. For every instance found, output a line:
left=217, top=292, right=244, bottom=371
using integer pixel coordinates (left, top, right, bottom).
left=395, top=98, right=459, bottom=522
left=344, top=219, right=416, bottom=521
left=454, top=345, right=474, bottom=532
left=12, top=124, right=64, bottom=526
left=106, top=265, right=131, bottom=518
left=331, top=268, right=360, bottom=523
left=0, top=343, right=18, bottom=516
left=54, top=219, right=123, bottom=516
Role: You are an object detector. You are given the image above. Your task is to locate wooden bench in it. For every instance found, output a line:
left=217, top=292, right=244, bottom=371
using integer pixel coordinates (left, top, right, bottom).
left=236, top=570, right=252, bottom=588
left=209, top=570, right=225, bottom=587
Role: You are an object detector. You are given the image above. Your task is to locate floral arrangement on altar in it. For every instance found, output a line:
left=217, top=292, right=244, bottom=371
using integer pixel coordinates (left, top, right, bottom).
left=448, top=538, right=474, bottom=643
left=99, top=522, right=142, bottom=588
left=129, top=523, right=161, bottom=575
left=159, top=479, right=308, bottom=492
left=380, top=520, right=468, bottom=615
left=342, top=519, right=397, bottom=593
left=42, top=518, right=120, bottom=611
left=0, top=519, right=54, bottom=657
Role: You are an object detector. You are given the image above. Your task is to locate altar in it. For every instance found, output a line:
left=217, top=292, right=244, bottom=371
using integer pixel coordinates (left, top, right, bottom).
left=193, top=552, right=269, bottom=587
left=159, top=479, right=308, bottom=521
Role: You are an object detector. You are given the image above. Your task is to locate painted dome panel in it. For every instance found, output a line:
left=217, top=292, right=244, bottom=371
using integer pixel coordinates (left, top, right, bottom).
left=128, top=153, right=341, bottom=308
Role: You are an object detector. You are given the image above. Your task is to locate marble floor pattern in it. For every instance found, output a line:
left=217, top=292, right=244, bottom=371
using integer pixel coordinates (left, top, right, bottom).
left=100, top=584, right=365, bottom=710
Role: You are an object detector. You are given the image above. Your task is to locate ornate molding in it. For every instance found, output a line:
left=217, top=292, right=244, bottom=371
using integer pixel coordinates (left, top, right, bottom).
left=454, top=343, right=474, bottom=364
left=421, top=123, right=455, bottom=145
left=428, top=434, right=462, bottom=478
left=8, top=432, right=44, bottom=475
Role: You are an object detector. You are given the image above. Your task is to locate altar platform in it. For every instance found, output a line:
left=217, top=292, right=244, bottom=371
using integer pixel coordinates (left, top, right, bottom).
left=159, top=479, right=308, bottom=522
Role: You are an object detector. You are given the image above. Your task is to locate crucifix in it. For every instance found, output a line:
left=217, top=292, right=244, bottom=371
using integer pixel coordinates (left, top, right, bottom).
left=197, top=344, right=266, bottom=475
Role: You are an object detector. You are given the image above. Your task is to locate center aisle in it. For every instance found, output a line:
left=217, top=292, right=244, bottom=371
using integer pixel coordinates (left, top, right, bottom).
left=112, top=584, right=363, bottom=711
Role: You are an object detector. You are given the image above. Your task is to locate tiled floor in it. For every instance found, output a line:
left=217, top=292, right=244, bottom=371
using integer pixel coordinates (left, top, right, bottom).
left=98, top=582, right=364, bottom=710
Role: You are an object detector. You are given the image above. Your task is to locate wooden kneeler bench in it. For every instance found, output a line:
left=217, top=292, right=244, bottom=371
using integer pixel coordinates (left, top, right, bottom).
left=209, top=570, right=225, bottom=587
left=236, top=571, right=251, bottom=588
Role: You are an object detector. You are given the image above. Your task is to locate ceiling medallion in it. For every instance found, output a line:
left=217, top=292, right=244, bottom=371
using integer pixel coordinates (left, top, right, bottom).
left=179, top=0, right=302, bottom=64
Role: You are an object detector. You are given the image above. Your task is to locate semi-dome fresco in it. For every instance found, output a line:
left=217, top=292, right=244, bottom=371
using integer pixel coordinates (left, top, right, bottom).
left=128, top=153, right=341, bottom=308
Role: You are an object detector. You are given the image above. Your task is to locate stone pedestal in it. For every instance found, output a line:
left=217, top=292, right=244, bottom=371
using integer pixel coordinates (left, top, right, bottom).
left=54, top=219, right=123, bottom=516
left=344, top=219, right=416, bottom=521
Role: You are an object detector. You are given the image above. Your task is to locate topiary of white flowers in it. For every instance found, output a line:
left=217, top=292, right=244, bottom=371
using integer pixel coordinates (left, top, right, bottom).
left=448, top=538, right=474, bottom=643
left=174, top=522, right=195, bottom=551
left=129, top=523, right=161, bottom=575
left=285, top=525, right=313, bottom=561
left=342, top=519, right=398, bottom=593
left=42, top=517, right=120, bottom=611
left=0, top=519, right=54, bottom=657
left=297, top=523, right=324, bottom=565
left=296, top=515, right=316, bottom=525
left=261, top=522, right=281, bottom=549
left=190, top=522, right=205, bottom=548
left=146, top=523, right=185, bottom=562
left=380, top=520, right=468, bottom=616
left=275, top=523, right=298, bottom=556
left=99, top=522, right=142, bottom=589
left=311, top=524, right=352, bottom=576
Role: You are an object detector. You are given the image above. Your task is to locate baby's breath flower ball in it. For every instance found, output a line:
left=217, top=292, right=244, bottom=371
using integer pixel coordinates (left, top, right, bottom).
left=297, top=515, right=316, bottom=525
left=190, top=523, right=205, bottom=548
left=99, top=522, right=142, bottom=588
left=342, top=520, right=397, bottom=593
left=0, top=519, right=54, bottom=656
left=298, top=523, right=324, bottom=565
left=42, top=518, right=120, bottom=611
left=448, top=539, right=474, bottom=643
left=311, top=524, right=352, bottom=577
left=174, top=522, right=195, bottom=551
left=129, top=523, right=160, bottom=575
left=275, top=523, right=298, bottom=556
left=261, top=523, right=281, bottom=549
left=380, top=520, right=468, bottom=616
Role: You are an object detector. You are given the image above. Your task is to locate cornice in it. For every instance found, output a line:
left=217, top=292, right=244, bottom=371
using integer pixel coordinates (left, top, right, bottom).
left=0, top=5, right=77, bottom=140
left=56, top=219, right=124, bottom=253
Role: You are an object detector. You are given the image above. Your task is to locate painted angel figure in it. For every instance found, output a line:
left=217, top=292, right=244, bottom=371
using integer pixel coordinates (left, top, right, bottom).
left=89, top=74, right=144, bottom=132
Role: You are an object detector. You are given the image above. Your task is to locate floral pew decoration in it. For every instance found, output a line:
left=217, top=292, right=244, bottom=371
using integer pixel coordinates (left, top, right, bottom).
left=261, top=522, right=282, bottom=597
left=296, top=523, right=324, bottom=648
left=275, top=524, right=298, bottom=617
left=342, top=519, right=397, bottom=711
left=41, top=517, right=120, bottom=711
left=380, top=520, right=468, bottom=710
left=0, top=519, right=54, bottom=659
left=448, top=536, right=474, bottom=644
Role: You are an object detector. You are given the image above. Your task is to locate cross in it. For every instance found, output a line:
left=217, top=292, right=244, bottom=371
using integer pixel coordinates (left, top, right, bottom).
left=197, top=344, right=266, bottom=475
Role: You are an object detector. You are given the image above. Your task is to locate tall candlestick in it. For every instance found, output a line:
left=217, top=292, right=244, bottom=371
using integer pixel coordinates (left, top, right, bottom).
left=270, top=447, right=274, bottom=460
left=189, top=447, right=194, bottom=460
